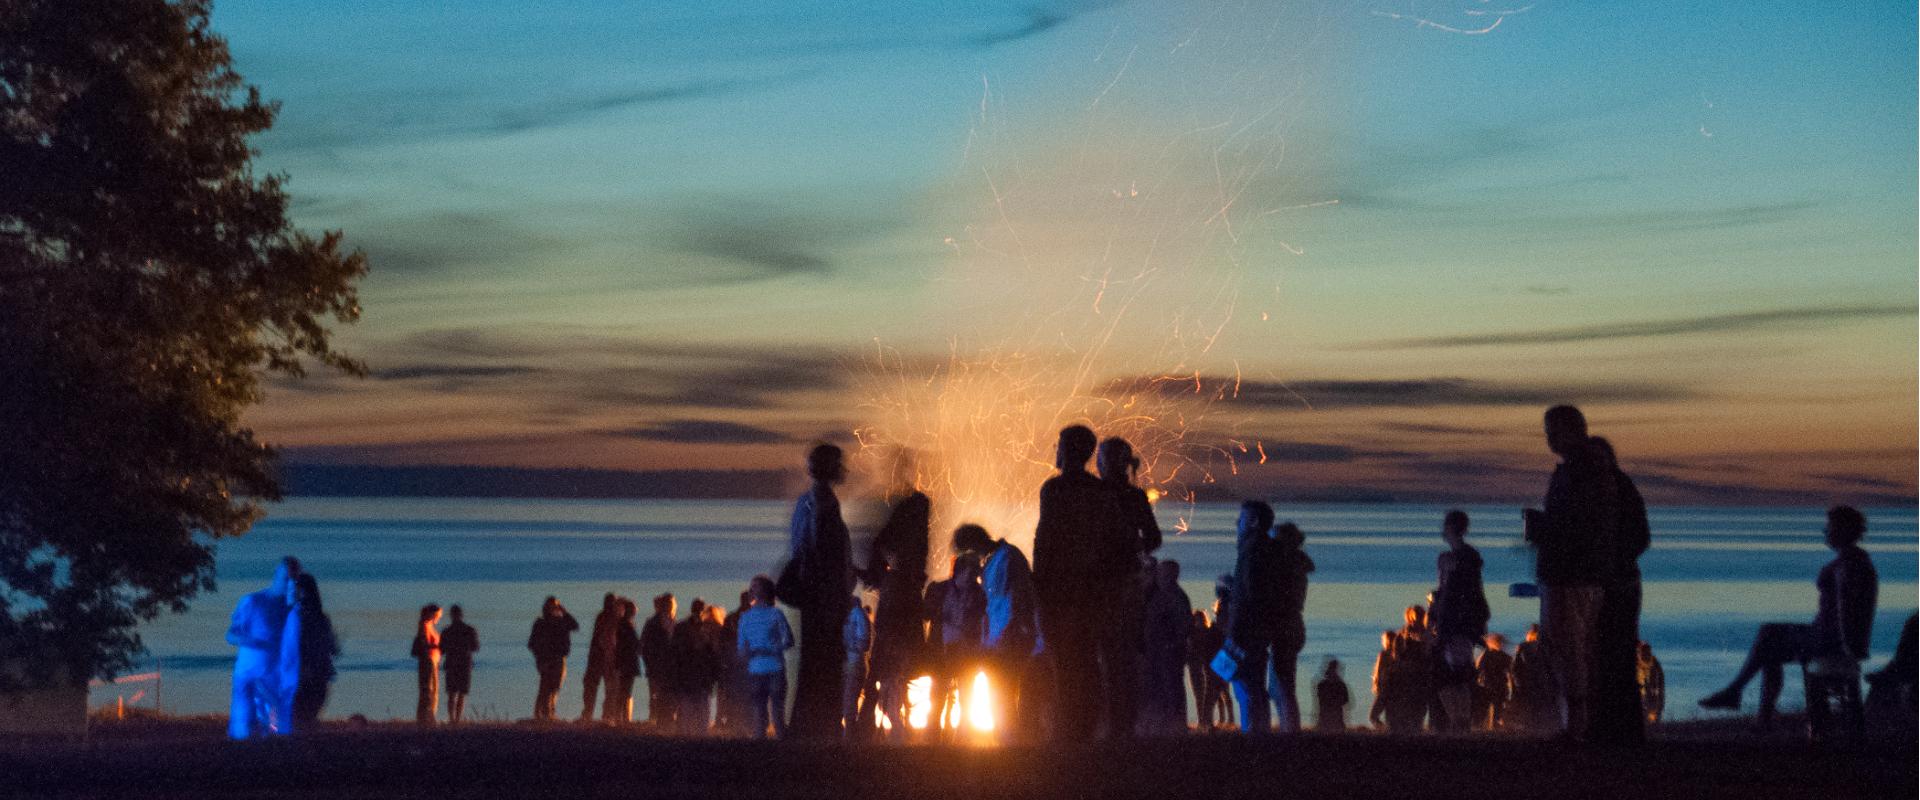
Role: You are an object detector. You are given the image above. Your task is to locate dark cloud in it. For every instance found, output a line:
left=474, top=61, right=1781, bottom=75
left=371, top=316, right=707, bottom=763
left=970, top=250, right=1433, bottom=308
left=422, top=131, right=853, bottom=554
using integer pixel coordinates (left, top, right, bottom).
left=670, top=222, right=832, bottom=280
left=1808, top=472, right=1910, bottom=491
left=375, top=365, right=543, bottom=381
left=610, top=419, right=796, bottom=446
left=1377, top=421, right=1507, bottom=437
left=350, top=213, right=564, bottom=275
left=970, top=10, right=1072, bottom=47
left=1126, top=376, right=1692, bottom=411
left=1358, top=304, right=1916, bottom=350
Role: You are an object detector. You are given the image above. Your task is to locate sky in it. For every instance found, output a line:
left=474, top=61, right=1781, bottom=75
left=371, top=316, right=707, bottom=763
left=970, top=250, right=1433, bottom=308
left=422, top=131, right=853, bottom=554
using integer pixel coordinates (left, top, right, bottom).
left=217, top=0, right=1919, bottom=506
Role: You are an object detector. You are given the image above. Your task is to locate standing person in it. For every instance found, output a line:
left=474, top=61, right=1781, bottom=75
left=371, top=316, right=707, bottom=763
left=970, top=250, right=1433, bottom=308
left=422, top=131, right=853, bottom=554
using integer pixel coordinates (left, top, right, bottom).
left=1636, top=641, right=1664, bottom=725
left=526, top=596, right=578, bottom=722
left=1098, top=437, right=1162, bottom=738
left=858, top=451, right=931, bottom=735
left=736, top=575, right=796, bottom=739
left=227, top=557, right=300, bottom=739
left=1699, top=506, right=1878, bottom=729
left=780, top=443, right=855, bottom=738
left=1368, top=631, right=1397, bottom=729
left=1186, top=611, right=1217, bottom=729
left=670, top=599, right=721, bottom=734
left=1429, top=510, right=1490, bottom=733
left=411, top=604, right=443, bottom=726
left=287, top=573, right=338, bottom=731
left=718, top=591, right=751, bottom=734
left=1031, top=425, right=1126, bottom=741
left=1206, top=598, right=1236, bottom=729
left=1508, top=624, right=1557, bottom=732
left=1141, top=559, right=1192, bottom=735
left=640, top=593, right=677, bottom=729
left=1263, top=522, right=1314, bottom=733
left=580, top=593, right=620, bottom=721
left=841, top=597, right=872, bottom=733
left=1386, top=608, right=1433, bottom=732
left=928, top=555, right=987, bottom=735
left=1523, top=405, right=1620, bottom=740
left=1315, top=659, right=1350, bottom=732
left=1223, top=501, right=1275, bottom=732
left=440, top=605, right=480, bottom=724
left=1475, top=633, right=1514, bottom=730
left=1588, top=436, right=1651, bottom=745
left=954, top=524, right=1041, bottom=743
left=607, top=598, right=641, bottom=724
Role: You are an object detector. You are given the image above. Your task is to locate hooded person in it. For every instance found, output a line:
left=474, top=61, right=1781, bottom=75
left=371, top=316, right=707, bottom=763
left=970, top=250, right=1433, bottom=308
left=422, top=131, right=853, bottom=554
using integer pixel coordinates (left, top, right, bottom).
left=227, top=556, right=301, bottom=739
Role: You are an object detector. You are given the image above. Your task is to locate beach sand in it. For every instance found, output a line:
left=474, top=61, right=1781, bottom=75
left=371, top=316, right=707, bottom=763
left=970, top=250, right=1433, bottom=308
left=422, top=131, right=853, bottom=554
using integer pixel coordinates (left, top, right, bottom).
left=4, top=716, right=1913, bottom=799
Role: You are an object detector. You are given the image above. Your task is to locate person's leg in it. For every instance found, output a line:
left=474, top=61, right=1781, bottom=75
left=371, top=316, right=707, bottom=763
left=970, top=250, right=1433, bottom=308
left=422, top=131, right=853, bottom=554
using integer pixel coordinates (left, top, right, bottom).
left=416, top=660, right=437, bottom=725
left=792, top=603, right=849, bottom=738
left=1267, top=645, right=1301, bottom=733
left=1591, top=579, right=1645, bottom=744
left=1542, top=585, right=1601, bottom=737
left=1188, top=664, right=1208, bottom=728
left=771, top=672, right=790, bottom=738
left=746, top=673, right=769, bottom=738
left=1232, top=646, right=1271, bottom=732
left=1102, top=584, right=1144, bottom=738
left=580, top=664, right=602, bottom=720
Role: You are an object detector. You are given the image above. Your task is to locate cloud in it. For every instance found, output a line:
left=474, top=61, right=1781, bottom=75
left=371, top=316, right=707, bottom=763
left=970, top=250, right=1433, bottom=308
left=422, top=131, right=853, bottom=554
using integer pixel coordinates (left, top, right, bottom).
left=1807, top=472, right=1911, bottom=491
left=1127, top=376, right=1693, bottom=411
left=349, top=213, right=564, bottom=276
left=670, top=221, right=832, bottom=280
left=375, top=365, right=543, bottom=381
left=969, top=10, right=1072, bottom=47
left=610, top=419, right=796, bottom=446
left=1376, top=421, right=1507, bottom=437
left=1357, top=304, right=1916, bottom=350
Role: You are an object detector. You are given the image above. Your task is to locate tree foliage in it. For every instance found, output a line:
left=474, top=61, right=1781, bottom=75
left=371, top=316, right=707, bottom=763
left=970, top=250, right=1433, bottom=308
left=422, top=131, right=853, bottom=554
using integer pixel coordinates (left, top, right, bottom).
left=0, top=0, right=364, bottom=686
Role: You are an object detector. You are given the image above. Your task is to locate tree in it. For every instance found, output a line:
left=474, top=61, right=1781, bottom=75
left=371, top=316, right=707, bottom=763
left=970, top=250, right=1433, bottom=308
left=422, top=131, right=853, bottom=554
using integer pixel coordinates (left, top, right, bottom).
left=0, top=0, right=365, bottom=687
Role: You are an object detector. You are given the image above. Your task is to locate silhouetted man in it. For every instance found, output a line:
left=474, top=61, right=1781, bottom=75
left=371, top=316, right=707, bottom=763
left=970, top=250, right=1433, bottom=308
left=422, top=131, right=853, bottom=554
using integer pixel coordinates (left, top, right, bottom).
left=1523, top=405, right=1618, bottom=740
left=227, top=556, right=300, bottom=739
left=441, top=605, right=480, bottom=724
left=640, top=593, right=677, bottom=727
left=1032, top=424, right=1126, bottom=740
left=783, top=443, right=854, bottom=738
left=527, top=596, right=578, bottom=721
left=955, top=523, right=1041, bottom=742
left=581, top=593, right=620, bottom=720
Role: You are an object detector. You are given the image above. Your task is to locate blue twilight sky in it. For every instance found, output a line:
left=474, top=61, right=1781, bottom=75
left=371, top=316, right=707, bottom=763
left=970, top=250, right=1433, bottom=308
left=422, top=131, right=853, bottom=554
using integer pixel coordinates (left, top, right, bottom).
left=217, top=1, right=1918, bottom=504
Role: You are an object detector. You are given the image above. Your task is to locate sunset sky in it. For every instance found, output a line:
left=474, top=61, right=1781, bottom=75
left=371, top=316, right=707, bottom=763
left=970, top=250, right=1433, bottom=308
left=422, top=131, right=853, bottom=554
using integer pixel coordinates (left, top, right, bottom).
left=221, top=1, right=1917, bottom=505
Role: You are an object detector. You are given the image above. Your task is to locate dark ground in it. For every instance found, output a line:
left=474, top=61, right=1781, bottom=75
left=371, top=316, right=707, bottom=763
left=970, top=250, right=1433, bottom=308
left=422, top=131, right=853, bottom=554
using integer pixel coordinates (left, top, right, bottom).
left=2, top=717, right=1914, bottom=799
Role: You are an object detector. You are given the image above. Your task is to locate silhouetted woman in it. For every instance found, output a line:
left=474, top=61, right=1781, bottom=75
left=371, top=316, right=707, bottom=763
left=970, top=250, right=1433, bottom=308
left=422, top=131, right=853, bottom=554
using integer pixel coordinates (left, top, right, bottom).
left=286, top=574, right=338, bottom=730
left=782, top=443, right=854, bottom=738
left=412, top=604, right=442, bottom=726
left=1428, top=510, right=1489, bottom=732
left=1097, top=437, right=1160, bottom=736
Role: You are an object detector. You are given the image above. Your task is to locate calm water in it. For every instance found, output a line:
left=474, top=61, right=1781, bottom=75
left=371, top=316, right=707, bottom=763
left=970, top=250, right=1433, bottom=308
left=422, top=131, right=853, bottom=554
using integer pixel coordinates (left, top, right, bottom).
left=99, top=498, right=1917, bottom=726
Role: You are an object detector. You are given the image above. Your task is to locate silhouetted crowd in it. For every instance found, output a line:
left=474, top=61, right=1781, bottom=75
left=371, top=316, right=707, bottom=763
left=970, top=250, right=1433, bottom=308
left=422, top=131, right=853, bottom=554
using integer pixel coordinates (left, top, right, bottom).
left=227, top=405, right=1912, bottom=743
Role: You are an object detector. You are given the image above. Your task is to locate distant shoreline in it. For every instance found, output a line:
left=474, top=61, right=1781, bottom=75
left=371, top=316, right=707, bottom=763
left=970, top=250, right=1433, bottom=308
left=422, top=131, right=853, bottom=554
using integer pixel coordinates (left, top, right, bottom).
left=279, top=463, right=1918, bottom=506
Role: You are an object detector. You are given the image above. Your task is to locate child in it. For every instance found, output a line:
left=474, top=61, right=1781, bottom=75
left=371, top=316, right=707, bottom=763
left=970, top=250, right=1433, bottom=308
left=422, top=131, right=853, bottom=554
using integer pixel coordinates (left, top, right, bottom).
left=1475, top=632, right=1513, bottom=730
left=736, top=576, right=795, bottom=739
left=440, top=605, right=479, bottom=723
left=1315, top=659, right=1350, bottom=731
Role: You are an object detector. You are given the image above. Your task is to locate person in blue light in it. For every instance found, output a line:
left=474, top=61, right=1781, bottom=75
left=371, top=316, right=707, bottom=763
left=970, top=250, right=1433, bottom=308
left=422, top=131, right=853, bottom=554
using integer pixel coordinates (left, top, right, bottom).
left=227, top=556, right=300, bottom=739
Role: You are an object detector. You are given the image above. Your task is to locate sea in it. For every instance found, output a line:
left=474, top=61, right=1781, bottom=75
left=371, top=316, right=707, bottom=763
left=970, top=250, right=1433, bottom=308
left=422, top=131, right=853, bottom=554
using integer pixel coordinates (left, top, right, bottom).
left=95, top=498, right=1918, bottom=727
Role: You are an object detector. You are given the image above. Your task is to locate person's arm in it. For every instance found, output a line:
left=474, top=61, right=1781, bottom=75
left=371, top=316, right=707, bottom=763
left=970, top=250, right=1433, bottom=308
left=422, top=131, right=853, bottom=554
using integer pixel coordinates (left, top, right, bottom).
left=1030, top=481, right=1058, bottom=595
left=777, top=612, right=795, bottom=652
left=225, top=596, right=267, bottom=649
left=1134, top=490, right=1163, bottom=555
left=563, top=611, right=579, bottom=632
left=1833, top=556, right=1870, bottom=660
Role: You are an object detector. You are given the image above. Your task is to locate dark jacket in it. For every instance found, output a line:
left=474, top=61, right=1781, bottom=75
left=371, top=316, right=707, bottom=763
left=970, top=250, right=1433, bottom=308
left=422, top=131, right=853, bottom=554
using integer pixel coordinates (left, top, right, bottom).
left=527, top=611, right=578, bottom=660
left=640, top=614, right=675, bottom=682
left=1230, top=534, right=1314, bottom=650
left=1429, top=545, right=1490, bottom=641
left=297, top=609, right=339, bottom=685
left=785, top=484, right=853, bottom=608
left=1813, top=545, right=1878, bottom=659
left=1532, top=447, right=1622, bottom=586
left=868, top=493, right=931, bottom=644
left=671, top=619, right=726, bottom=692
left=440, top=621, right=480, bottom=674
left=1109, top=483, right=1163, bottom=570
left=613, top=620, right=641, bottom=678
left=1032, top=469, right=1126, bottom=606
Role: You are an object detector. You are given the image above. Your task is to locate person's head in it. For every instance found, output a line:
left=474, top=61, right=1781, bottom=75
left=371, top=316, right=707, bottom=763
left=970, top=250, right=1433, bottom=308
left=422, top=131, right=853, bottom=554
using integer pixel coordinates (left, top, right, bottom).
left=1525, top=623, right=1540, bottom=643
left=1237, top=500, right=1275, bottom=542
left=1157, top=559, right=1181, bottom=587
left=1055, top=425, right=1097, bottom=472
left=543, top=595, right=563, bottom=616
left=748, top=575, right=776, bottom=605
left=951, top=523, right=994, bottom=556
left=449, top=604, right=464, bottom=623
left=1637, top=640, right=1653, bottom=660
left=737, top=590, right=752, bottom=611
left=703, top=605, right=724, bottom=625
left=1404, top=605, right=1425, bottom=629
left=622, top=598, right=639, bottom=619
left=421, top=604, right=441, bottom=625
left=1096, top=437, right=1139, bottom=484
left=1192, top=609, right=1208, bottom=627
left=602, top=593, right=619, bottom=613
left=951, top=553, right=980, bottom=582
left=653, top=592, right=676, bottom=617
left=1543, top=405, right=1588, bottom=458
left=1381, top=630, right=1396, bottom=649
left=1270, top=521, right=1305, bottom=550
left=1824, top=505, right=1867, bottom=549
left=272, top=556, right=303, bottom=598
left=1484, top=632, right=1507, bottom=652
left=1324, top=658, right=1342, bottom=678
left=807, top=443, right=846, bottom=484
left=1442, top=509, right=1470, bottom=546
left=294, top=574, right=322, bottom=612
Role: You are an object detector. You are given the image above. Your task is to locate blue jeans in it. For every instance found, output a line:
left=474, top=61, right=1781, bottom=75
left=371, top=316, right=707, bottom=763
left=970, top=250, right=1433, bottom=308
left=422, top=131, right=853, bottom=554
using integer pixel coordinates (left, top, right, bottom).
left=748, top=670, right=788, bottom=739
left=1232, top=647, right=1271, bottom=732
